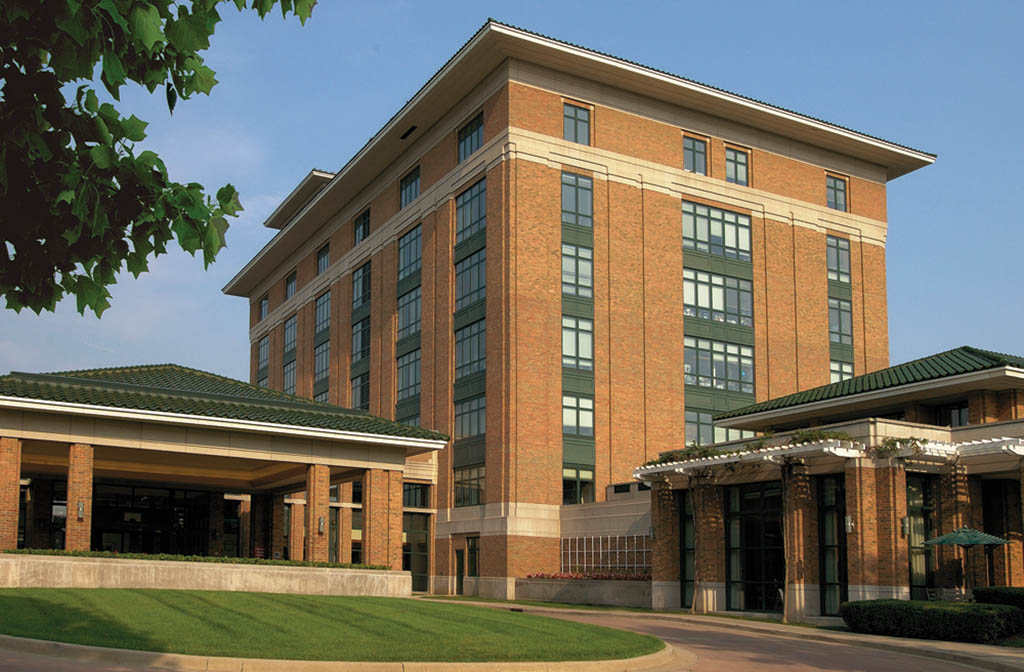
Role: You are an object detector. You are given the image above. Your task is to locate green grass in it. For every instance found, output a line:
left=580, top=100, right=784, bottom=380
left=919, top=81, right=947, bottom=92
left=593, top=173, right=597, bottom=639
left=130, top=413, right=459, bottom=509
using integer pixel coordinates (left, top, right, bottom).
left=0, top=589, right=663, bottom=662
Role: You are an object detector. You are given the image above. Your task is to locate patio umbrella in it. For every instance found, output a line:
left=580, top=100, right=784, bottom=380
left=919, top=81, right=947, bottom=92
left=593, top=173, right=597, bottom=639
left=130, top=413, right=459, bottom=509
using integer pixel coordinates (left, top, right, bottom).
left=924, top=527, right=1009, bottom=591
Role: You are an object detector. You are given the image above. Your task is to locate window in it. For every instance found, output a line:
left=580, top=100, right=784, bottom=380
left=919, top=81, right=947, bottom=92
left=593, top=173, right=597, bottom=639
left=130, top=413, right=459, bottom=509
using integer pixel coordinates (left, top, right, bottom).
left=397, top=287, right=422, bottom=340
left=352, top=262, right=371, bottom=310
left=682, top=201, right=751, bottom=261
left=685, top=410, right=752, bottom=446
left=314, top=390, right=328, bottom=403
left=907, top=475, right=936, bottom=600
left=561, top=244, right=593, bottom=298
left=314, top=342, right=329, bottom=386
left=258, top=295, right=269, bottom=321
left=351, top=373, right=370, bottom=411
left=684, top=337, right=754, bottom=393
left=826, top=236, right=851, bottom=283
left=455, top=319, right=485, bottom=378
left=458, top=113, right=483, bottom=162
left=398, top=225, right=422, bottom=280
left=683, top=269, right=753, bottom=327
left=454, top=396, right=486, bottom=439
left=561, top=173, right=593, bottom=227
left=315, top=292, right=330, bottom=334
left=399, top=415, right=420, bottom=427
left=397, top=349, right=421, bottom=400
left=830, top=360, right=853, bottom=383
left=283, top=361, right=296, bottom=395
left=454, top=465, right=485, bottom=507
left=466, top=536, right=479, bottom=577
left=283, top=315, right=297, bottom=354
left=403, top=483, right=431, bottom=508
left=828, top=298, right=853, bottom=345
left=400, top=167, right=420, bottom=208
left=454, top=248, right=486, bottom=310
left=562, top=467, right=595, bottom=505
left=725, top=148, right=748, bottom=186
left=683, top=136, right=707, bottom=175
left=563, top=103, right=590, bottom=144
left=256, top=336, right=269, bottom=388
left=455, top=179, right=486, bottom=243
left=354, top=209, right=370, bottom=245
left=317, top=244, right=329, bottom=275
left=285, top=271, right=296, bottom=300
left=352, top=317, right=370, bottom=363
left=726, top=482, right=784, bottom=612
left=826, top=175, right=847, bottom=212
left=561, top=316, right=593, bottom=370
left=562, top=395, right=594, bottom=437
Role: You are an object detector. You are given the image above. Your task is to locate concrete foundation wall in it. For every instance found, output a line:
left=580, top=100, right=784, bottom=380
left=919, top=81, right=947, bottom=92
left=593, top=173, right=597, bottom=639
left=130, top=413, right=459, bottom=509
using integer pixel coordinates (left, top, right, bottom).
left=0, top=555, right=411, bottom=598
left=514, top=578, right=651, bottom=608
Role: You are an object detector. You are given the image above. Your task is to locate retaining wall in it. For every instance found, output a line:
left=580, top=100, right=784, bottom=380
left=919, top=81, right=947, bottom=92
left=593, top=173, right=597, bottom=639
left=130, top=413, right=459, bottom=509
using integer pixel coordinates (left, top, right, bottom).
left=514, top=578, right=651, bottom=608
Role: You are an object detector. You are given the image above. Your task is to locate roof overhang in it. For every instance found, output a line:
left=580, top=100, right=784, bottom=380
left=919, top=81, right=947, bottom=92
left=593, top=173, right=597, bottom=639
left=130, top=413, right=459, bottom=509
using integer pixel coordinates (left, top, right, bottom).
left=222, top=21, right=935, bottom=298
left=263, top=170, right=335, bottom=231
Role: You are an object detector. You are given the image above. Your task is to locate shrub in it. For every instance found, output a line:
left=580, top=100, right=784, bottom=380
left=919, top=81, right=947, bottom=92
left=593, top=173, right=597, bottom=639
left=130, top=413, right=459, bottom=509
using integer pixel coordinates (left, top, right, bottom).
left=974, top=587, right=1024, bottom=610
left=4, top=548, right=389, bottom=570
left=840, top=599, right=1024, bottom=644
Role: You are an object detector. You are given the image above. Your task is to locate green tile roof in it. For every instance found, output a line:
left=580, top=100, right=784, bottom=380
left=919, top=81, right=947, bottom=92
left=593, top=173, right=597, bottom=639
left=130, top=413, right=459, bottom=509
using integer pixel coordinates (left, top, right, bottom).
left=716, top=346, right=1024, bottom=422
left=0, top=364, right=447, bottom=442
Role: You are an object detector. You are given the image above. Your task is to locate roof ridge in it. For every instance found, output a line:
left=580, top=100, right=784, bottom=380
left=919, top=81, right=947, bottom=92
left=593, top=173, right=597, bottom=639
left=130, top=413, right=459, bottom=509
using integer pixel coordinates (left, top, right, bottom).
left=960, top=345, right=1024, bottom=367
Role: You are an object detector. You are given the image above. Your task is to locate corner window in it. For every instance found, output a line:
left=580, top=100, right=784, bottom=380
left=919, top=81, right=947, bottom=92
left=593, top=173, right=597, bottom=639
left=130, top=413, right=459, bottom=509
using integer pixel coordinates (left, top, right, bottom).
left=682, top=201, right=751, bottom=261
left=684, top=136, right=707, bottom=175
left=256, top=336, right=269, bottom=388
left=826, top=175, right=847, bottom=212
left=561, top=173, right=593, bottom=228
left=562, top=395, right=594, bottom=437
left=725, top=148, right=748, bottom=186
left=454, top=465, right=485, bottom=507
left=830, top=360, right=853, bottom=383
left=400, top=167, right=420, bottom=209
left=563, top=103, right=590, bottom=145
left=396, top=349, right=421, bottom=400
left=826, top=236, right=851, bottom=283
left=828, top=298, right=853, bottom=345
left=561, top=316, right=594, bottom=370
left=562, top=467, right=595, bottom=505
left=455, top=179, right=486, bottom=243
left=352, top=262, right=371, bottom=310
left=354, top=209, right=370, bottom=246
left=561, top=244, right=593, bottom=298
left=258, top=295, right=269, bottom=321
left=316, top=244, right=330, bottom=275
left=458, top=113, right=484, bottom=163
left=285, top=271, right=296, bottom=300
left=398, top=225, right=422, bottom=281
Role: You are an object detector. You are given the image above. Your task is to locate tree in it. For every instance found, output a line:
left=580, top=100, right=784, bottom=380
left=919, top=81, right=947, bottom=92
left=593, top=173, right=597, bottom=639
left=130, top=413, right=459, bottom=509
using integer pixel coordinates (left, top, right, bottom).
left=0, top=0, right=315, bottom=316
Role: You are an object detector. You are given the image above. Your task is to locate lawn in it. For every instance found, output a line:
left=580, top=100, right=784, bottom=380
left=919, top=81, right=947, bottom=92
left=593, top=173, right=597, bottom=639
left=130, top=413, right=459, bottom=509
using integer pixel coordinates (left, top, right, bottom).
left=0, top=589, right=663, bottom=662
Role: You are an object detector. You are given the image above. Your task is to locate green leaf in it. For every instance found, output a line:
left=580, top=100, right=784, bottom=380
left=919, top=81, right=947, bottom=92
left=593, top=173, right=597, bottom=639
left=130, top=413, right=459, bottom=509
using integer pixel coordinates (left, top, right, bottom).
left=165, top=83, right=177, bottom=113
left=190, top=62, right=217, bottom=95
left=204, top=215, right=229, bottom=264
left=84, top=89, right=98, bottom=114
left=62, top=223, right=83, bottom=245
left=121, top=115, right=148, bottom=142
left=294, top=0, right=316, bottom=23
left=130, top=4, right=164, bottom=51
left=101, top=49, right=126, bottom=98
left=89, top=145, right=115, bottom=169
left=56, top=189, right=75, bottom=206
left=216, top=184, right=241, bottom=214
left=96, top=0, right=130, bottom=32
left=94, top=116, right=112, bottom=145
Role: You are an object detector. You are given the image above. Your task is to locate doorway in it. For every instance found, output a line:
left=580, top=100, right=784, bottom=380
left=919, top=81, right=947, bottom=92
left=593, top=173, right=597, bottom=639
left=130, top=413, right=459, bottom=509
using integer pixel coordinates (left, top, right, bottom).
left=818, top=475, right=848, bottom=615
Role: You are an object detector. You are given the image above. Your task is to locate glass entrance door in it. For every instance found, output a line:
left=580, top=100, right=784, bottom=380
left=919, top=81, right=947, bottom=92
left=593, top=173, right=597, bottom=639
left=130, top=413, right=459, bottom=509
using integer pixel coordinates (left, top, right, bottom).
left=726, top=481, right=784, bottom=611
left=907, top=474, right=936, bottom=599
left=818, top=475, right=848, bottom=615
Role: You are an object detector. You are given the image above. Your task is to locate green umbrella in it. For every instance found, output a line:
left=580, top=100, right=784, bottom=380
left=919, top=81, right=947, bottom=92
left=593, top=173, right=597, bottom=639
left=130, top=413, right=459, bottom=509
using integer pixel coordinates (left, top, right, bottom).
left=924, top=527, right=1009, bottom=591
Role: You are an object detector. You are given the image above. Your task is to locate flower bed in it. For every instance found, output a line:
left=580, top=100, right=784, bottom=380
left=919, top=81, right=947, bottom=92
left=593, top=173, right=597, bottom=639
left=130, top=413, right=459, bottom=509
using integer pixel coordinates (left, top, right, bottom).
left=526, top=571, right=650, bottom=581
left=4, top=548, right=387, bottom=570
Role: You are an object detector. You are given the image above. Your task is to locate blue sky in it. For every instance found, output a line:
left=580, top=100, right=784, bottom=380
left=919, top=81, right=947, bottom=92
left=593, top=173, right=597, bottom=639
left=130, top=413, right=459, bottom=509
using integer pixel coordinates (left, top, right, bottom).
left=2, top=0, right=1021, bottom=379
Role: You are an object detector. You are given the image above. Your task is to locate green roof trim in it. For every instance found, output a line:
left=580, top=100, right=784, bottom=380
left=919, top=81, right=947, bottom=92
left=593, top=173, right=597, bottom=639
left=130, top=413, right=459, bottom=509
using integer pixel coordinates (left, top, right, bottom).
left=0, top=364, right=447, bottom=442
left=715, top=346, right=1024, bottom=422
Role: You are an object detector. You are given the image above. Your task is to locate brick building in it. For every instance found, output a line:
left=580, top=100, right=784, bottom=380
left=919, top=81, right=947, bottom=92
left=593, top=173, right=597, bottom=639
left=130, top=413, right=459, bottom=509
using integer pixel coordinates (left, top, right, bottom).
left=223, top=21, right=934, bottom=596
left=638, top=346, right=1024, bottom=618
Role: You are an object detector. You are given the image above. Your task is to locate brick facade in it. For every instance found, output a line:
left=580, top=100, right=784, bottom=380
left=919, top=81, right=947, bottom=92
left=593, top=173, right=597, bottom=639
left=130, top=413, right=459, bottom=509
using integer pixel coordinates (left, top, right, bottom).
left=65, top=443, right=93, bottom=552
left=363, top=468, right=402, bottom=569
left=304, top=464, right=330, bottom=562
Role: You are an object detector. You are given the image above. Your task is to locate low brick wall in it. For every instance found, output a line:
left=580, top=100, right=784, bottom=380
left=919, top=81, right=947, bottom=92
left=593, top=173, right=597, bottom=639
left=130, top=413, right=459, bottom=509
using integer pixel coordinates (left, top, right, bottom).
left=515, top=578, right=651, bottom=608
left=0, top=555, right=411, bottom=597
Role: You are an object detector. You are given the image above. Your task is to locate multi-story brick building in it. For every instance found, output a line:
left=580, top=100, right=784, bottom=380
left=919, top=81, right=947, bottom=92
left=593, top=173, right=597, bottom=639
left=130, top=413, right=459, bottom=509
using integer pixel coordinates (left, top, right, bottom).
left=224, top=21, right=934, bottom=596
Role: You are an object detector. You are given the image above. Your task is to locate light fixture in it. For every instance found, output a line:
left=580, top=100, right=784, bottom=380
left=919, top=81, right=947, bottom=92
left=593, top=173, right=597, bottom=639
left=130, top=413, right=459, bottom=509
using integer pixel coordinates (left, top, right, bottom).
left=318, top=516, right=325, bottom=534
left=845, top=515, right=854, bottom=534
left=77, top=501, right=85, bottom=520
left=901, top=516, right=910, bottom=536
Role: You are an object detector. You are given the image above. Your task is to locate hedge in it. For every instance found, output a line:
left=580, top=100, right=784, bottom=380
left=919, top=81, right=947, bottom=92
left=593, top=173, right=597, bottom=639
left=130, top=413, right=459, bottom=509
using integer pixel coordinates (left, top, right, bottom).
left=3, top=548, right=389, bottom=570
left=974, top=587, right=1024, bottom=610
left=840, top=599, right=1024, bottom=644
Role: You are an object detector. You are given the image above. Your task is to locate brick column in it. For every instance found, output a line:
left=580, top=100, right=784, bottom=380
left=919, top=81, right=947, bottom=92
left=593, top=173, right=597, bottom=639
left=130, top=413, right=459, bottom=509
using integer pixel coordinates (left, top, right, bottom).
left=66, top=443, right=94, bottom=551
left=874, top=461, right=908, bottom=598
left=783, top=464, right=818, bottom=620
left=0, top=438, right=22, bottom=550
left=289, top=501, right=305, bottom=561
left=934, top=465, right=971, bottom=588
left=338, top=482, right=353, bottom=564
left=304, top=464, right=330, bottom=562
left=271, top=495, right=286, bottom=559
left=692, top=480, right=726, bottom=612
left=845, top=459, right=879, bottom=600
left=650, top=480, right=680, bottom=609
left=363, top=468, right=402, bottom=569
left=238, top=498, right=252, bottom=558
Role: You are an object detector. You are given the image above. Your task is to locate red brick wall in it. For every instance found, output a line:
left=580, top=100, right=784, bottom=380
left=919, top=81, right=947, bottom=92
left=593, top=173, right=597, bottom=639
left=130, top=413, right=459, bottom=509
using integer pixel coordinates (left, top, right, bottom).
left=651, top=482, right=680, bottom=583
left=65, top=443, right=93, bottom=552
left=846, top=460, right=878, bottom=589
left=303, top=465, right=330, bottom=562
left=363, top=468, right=402, bottom=569
left=784, top=467, right=819, bottom=590
left=271, top=495, right=285, bottom=559
left=693, top=482, right=726, bottom=587
left=0, top=438, right=21, bottom=551
left=289, top=501, right=305, bottom=561
left=874, top=464, right=908, bottom=590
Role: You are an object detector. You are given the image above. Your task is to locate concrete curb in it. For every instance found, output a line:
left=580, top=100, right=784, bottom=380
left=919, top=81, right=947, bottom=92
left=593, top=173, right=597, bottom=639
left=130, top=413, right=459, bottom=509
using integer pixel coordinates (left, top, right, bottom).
left=0, top=633, right=675, bottom=672
left=448, top=600, right=1024, bottom=672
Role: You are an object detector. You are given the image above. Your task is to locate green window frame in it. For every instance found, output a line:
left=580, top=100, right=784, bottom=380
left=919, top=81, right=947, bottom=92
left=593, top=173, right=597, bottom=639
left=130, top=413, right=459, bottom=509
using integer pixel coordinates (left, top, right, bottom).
left=399, top=414, right=420, bottom=427
left=283, top=360, right=296, bottom=395
left=562, top=394, right=594, bottom=437
left=907, top=474, right=936, bottom=600
left=561, top=172, right=593, bottom=227
left=725, top=148, right=748, bottom=186
left=400, top=167, right=420, bottom=208
left=561, top=316, right=593, bottom=370
left=454, top=465, right=485, bottom=507
left=256, top=335, right=269, bottom=388
left=313, top=341, right=329, bottom=385
left=466, top=536, right=480, bottom=576
left=316, top=244, right=329, bottom=275
left=403, top=482, right=431, bottom=508
left=561, top=244, right=593, bottom=298
left=685, top=408, right=754, bottom=446
left=455, top=178, right=486, bottom=243
left=258, top=295, right=268, bottom=321
left=562, top=466, right=595, bottom=505
left=314, top=389, right=328, bottom=403
left=826, top=175, right=847, bottom=212
left=684, top=336, right=754, bottom=393
left=351, top=372, right=369, bottom=411
left=398, top=225, right=422, bottom=280
left=682, top=201, right=751, bottom=261
left=458, top=113, right=483, bottom=162
left=397, top=287, right=421, bottom=340
left=826, top=236, right=851, bottom=283
left=352, top=262, right=371, bottom=310
left=397, top=349, right=421, bottom=400
left=455, top=248, right=485, bottom=310
left=354, top=209, right=370, bottom=245
left=454, top=319, right=485, bottom=379
left=283, top=314, right=297, bottom=354
left=830, top=360, right=853, bottom=383
left=285, top=271, right=296, bottom=299
left=315, top=292, right=330, bottom=334
left=828, top=298, right=852, bottom=345
left=563, top=103, right=590, bottom=145
left=683, top=269, right=753, bottom=326
left=454, top=395, right=486, bottom=439
left=352, top=317, right=370, bottom=363
left=683, top=136, right=707, bottom=175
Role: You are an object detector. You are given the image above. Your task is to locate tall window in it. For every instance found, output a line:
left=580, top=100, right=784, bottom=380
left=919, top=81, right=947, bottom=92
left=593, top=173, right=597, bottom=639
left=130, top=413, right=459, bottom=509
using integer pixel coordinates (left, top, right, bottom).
left=458, top=113, right=483, bottom=162
left=683, top=269, right=753, bottom=326
left=313, top=342, right=329, bottom=400
left=398, top=225, right=422, bottom=280
left=352, top=262, right=371, bottom=310
left=352, top=317, right=370, bottom=363
left=455, top=248, right=486, bottom=310
left=400, top=167, right=420, bottom=208
left=351, top=373, right=370, bottom=411
left=726, top=482, right=784, bottom=611
left=818, top=475, right=848, bottom=616
left=826, top=236, right=851, bottom=283
left=830, top=360, right=853, bottom=383
left=561, top=316, right=593, bottom=370
left=562, top=395, right=594, bottom=436
left=256, top=336, right=269, bottom=388
left=907, top=475, right=936, bottom=600
left=684, top=337, right=754, bottom=393
left=397, top=349, right=421, bottom=400
left=563, top=103, right=590, bottom=145
left=354, top=209, right=370, bottom=245
left=285, top=271, right=296, bottom=299
left=284, top=315, right=297, bottom=353
left=682, top=202, right=751, bottom=261
left=454, top=396, right=486, bottom=439
left=258, top=295, right=268, bottom=321
left=683, top=136, right=707, bottom=175
left=561, top=172, right=593, bottom=227
left=826, top=175, right=847, bottom=211
left=562, top=467, right=595, bottom=505
left=725, top=148, right=748, bottom=186
left=455, top=319, right=485, bottom=378
left=454, top=465, right=485, bottom=507
left=455, top=179, right=486, bottom=243
left=316, top=244, right=330, bottom=275
left=685, top=410, right=714, bottom=447
left=283, top=314, right=297, bottom=395
left=315, top=292, right=330, bottom=334
left=829, top=298, right=853, bottom=345
left=561, top=244, right=593, bottom=298
left=283, top=361, right=296, bottom=395
left=467, top=536, right=480, bottom=577
left=397, top=287, right=422, bottom=340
